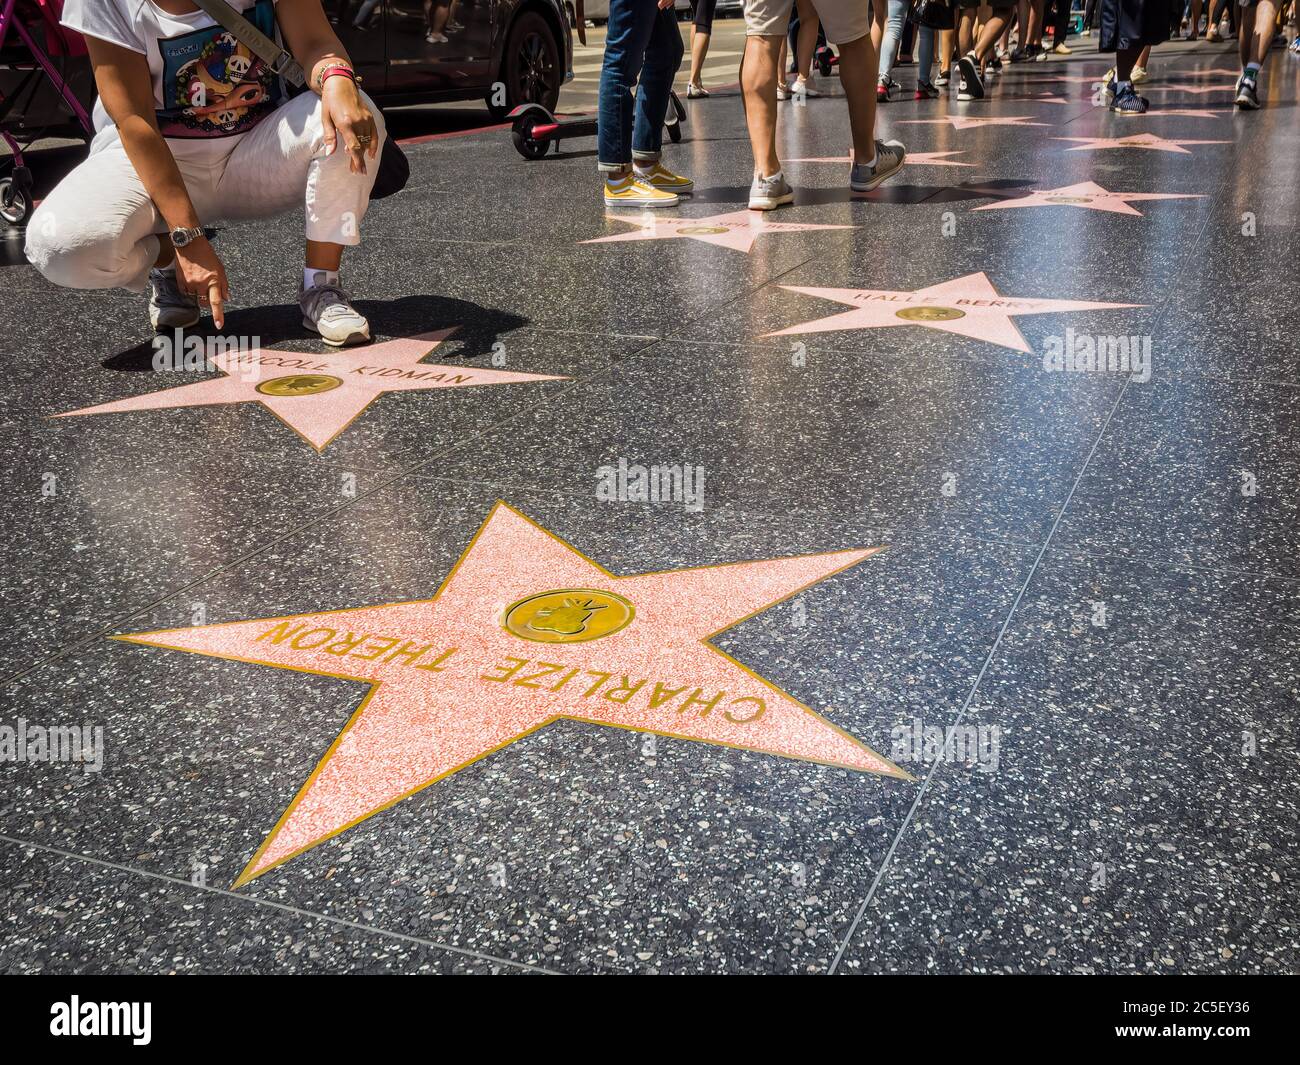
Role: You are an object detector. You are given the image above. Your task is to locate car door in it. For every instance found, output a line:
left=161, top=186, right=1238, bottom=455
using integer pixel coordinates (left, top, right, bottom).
left=323, top=1, right=388, bottom=91
left=385, top=0, right=496, bottom=94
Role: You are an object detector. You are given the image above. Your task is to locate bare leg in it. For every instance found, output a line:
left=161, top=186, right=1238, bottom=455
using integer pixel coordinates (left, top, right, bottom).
left=838, top=32, right=882, bottom=164
left=972, top=10, right=1012, bottom=61
left=689, top=28, right=711, bottom=88
left=306, top=240, right=344, bottom=272
left=742, top=34, right=783, bottom=176
left=1251, top=1, right=1281, bottom=63
left=1028, top=0, right=1045, bottom=46
left=959, top=10, right=976, bottom=53
left=155, top=233, right=175, bottom=268
left=795, top=0, right=819, bottom=80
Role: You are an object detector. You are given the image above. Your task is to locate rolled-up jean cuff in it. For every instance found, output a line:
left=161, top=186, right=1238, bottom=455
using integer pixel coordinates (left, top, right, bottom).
left=598, top=160, right=631, bottom=173
left=632, top=150, right=661, bottom=164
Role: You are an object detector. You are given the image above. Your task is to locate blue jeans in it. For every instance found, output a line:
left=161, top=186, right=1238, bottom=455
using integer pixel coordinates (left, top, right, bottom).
left=597, top=1, right=684, bottom=171
left=878, top=0, right=908, bottom=81
left=915, top=25, right=935, bottom=85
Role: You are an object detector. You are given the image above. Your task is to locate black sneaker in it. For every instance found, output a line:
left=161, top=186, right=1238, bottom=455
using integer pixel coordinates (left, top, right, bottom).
left=957, top=53, right=985, bottom=100
left=1235, top=73, right=1260, bottom=109
left=1109, top=82, right=1149, bottom=114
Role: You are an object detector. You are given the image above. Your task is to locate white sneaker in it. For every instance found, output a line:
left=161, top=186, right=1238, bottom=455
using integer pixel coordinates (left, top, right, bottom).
left=748, top=170, right=795, bottom=211
left=300, top=273, right=371, bottom=347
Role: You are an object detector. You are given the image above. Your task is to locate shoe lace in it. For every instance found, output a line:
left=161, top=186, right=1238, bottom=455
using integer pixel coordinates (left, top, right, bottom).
left=151, top=269, right=194, bottom=307
left=302, top=282, right=355, bottom=320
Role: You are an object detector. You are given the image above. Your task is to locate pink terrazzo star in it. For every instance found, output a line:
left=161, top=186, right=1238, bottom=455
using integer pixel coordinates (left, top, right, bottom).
left=972, top=180, right=1203, bottom=217
left=581, top=208, right=852, bottom=253
left=766, top=271, right=1143, bottom=352
left=787, top=150, right=974, bottom=167
left=116, top=502, right=906, bottom=886
left=1143, top=84, right=1234, bottom=95
left=1056, top=132, right=1230, bottom=154
left=901, top=115, right=1048, bottom=130
left=55, top=332, right=566, bottom=451
left=996, top=93, right=1073, bottom=105
left=1122, top=109, right=1229, bottom=119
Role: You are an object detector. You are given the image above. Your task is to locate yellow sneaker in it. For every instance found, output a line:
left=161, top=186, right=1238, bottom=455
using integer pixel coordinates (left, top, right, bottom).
left=1050, top=42, right=1072, bottom=55
left=634, top=162, right=694, bottom=194
left=1132, top=65, right=1148, bottom=84
left=603, top=173, right=679, bottom=209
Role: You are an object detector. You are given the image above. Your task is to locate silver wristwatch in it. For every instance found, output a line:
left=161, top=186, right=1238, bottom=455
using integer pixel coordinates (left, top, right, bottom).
left=170, top=225, right=206, bottom=248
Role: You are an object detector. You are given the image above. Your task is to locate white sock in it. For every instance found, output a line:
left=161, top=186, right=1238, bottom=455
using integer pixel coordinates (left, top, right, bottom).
left=862, top=152, right=877, bottom=169
left=762, top=169, right=784, bottom=183
left=304, top=268, right=339, bottom=289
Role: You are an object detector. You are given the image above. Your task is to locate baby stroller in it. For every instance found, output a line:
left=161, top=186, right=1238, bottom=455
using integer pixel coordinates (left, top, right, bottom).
left=0, top=0, right=93, bottom=227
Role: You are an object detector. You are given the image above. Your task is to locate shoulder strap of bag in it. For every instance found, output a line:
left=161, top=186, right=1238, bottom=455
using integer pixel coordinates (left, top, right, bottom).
left=188, top=0, right=307, bottom=88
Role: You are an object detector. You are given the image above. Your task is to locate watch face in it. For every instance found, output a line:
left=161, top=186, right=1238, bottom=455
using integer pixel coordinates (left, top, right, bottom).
left=171, top=230, right=190, bottom=247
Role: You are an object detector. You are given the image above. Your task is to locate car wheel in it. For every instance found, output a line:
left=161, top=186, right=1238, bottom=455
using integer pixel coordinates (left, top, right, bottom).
left=487, top=12, right=562, bottom=120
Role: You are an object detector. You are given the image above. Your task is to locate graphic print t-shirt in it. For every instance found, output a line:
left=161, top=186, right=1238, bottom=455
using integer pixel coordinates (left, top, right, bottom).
left=62, top=0, right=285, bottom=138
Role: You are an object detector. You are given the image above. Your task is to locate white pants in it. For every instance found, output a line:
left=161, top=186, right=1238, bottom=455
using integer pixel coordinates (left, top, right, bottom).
left=25, top=90, right=386, bottom=293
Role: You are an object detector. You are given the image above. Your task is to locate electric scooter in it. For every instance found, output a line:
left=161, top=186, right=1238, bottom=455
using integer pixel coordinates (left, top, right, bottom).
left=509, top=90, right=686, bottom=160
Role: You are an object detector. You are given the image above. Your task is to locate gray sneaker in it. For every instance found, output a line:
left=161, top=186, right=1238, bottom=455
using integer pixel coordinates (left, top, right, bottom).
left=850, top=139, right=907, bottom=193
left=148, top=267, right=201, bottom=330
left=300, top=274, right=371, bottom=347
left=748, top=170, right=795, bottom=211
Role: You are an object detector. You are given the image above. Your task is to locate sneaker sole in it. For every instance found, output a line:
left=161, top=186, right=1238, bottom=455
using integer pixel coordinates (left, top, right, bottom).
left=604, top=196, right=679, bottom=208
left=303, top=316, right=371, bottom=347
left=1235, top=93, right=1260, bottom=109
left=151, top=309, right=202, bottom=331
left=748, top=192, right=795, bottom=211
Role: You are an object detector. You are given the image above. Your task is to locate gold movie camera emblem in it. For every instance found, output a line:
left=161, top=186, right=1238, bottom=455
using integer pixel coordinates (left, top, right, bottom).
left=503, top=589, right=635, bottom=644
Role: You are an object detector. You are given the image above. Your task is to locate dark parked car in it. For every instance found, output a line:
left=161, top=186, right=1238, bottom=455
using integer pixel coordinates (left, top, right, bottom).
left=326, top=0, right=573, bottom=117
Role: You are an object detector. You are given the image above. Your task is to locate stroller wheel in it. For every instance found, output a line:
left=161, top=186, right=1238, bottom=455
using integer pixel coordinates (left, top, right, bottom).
left=0, top=177, right=31, bottom=227
left=817, top=53, right=832, bottom=77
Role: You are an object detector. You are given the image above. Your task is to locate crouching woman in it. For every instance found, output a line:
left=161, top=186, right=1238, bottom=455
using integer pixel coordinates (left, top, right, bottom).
left=26, top=0, right=385, bottom=346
